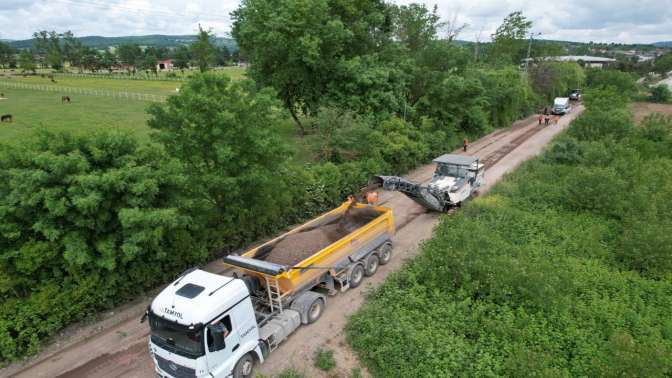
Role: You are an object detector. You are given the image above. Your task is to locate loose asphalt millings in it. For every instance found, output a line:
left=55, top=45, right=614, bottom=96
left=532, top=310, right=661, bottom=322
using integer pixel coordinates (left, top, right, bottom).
left=262, top=207, right=381, bottom=266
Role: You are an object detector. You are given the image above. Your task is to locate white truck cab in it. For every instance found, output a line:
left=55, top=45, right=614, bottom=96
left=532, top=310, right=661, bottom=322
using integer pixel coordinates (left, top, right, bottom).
left=148, top=269, right=263, bottom=378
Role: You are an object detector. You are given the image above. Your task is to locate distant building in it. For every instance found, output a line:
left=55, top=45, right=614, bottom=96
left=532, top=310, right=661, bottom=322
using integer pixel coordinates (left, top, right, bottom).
left=157, top=59, right=173, bottom=71
left=524, top=55, right=617, bottom=69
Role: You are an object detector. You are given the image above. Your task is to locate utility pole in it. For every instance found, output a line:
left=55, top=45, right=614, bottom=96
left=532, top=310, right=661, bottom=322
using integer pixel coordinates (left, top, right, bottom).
left=474, top=26, right=484, bottom=62
left=525, top=32, right=542, bottom=72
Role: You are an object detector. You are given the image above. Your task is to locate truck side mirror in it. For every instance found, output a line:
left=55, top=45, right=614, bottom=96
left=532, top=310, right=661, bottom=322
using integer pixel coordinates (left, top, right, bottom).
left=140, top=311, right=148, bottom=323
left=207, top=324, right=226, bottom=351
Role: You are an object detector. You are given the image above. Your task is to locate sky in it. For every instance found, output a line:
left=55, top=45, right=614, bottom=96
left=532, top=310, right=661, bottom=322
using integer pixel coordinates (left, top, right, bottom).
left=0, top=0, right=671, bottom=44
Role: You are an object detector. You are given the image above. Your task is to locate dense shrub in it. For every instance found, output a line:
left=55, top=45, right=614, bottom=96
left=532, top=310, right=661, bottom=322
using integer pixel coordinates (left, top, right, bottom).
left=473, top=66, right=536, bottom=129
left=650, top=84, right=671, bottom=103
left=347, top=89, right=672, bottom=376
left=586, top=68, right=637, bottom=96
left=569, top=108, right=633, bottom=141
left=586, top=68, right=637, bottom=95
left=0, top=131, right=204, bottom=360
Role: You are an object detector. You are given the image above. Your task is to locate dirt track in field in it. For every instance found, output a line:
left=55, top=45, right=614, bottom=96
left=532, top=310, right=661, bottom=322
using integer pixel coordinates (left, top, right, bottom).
left=1, top=106, right=583, bottom=378
left=631, top=102, right=672, bottom=124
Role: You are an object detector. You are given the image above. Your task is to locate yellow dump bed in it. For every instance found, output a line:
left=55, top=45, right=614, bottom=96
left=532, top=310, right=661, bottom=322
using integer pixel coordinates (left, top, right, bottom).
left=223, top=201, right=395, bottom=295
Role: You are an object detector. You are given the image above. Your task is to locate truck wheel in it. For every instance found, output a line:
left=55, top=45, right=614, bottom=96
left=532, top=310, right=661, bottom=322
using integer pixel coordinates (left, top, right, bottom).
left=349, top=264, right=364, bottom=288
left=378, top=243, right=392, bottom=265
left=364, top=254, right=379, bottom=277
left=307, top=297, right=325, bottom=324
left=233, top=353, right=255, bottom=378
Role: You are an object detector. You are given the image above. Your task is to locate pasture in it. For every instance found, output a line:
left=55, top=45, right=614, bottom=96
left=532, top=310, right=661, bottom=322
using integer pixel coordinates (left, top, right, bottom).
left=0, top=67, right=248, bottom=145
left=0, top=87, right=154, bottom=142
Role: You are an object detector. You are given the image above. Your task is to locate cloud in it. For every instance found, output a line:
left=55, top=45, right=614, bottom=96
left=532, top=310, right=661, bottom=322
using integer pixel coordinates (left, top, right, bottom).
left=0, top=0, right=670, bottom=43
left=398, top=0, right=672, bottom=43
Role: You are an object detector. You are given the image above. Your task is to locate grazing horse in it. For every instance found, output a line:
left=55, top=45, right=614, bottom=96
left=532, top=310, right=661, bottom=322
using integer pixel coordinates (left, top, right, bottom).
left=61, top=96, right=71, bottom=103
left=1, top=114, right=12, bottom=122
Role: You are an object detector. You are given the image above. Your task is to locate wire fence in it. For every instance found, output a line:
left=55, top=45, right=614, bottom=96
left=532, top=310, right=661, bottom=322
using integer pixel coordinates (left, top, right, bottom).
left=52, top=72, right=188, bottom=82
left=0, top=80, right=168, bottom=102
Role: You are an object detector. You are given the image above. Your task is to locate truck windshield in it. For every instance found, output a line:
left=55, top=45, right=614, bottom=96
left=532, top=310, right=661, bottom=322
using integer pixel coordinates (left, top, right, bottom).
left=149, top=313, right=204, bottom=358
left=437, top=164, right=467, bottom=178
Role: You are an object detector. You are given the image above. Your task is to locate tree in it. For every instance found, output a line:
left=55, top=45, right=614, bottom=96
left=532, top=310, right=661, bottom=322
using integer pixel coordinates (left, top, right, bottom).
left=392, top=4, right=443, bottom=53
left=232, top=0, right=397, bottom=133
left=116, top=43, right=142, bottom=73
left=173, top=45, right=190, bottom=71
left=18, top=50, right=36, bottom=73
left=489, top=11, right=532, bottom=64
left=190, top=24, right=216, bottom=73
left=100, top=49, right=116, bottom=73
left=529, top=62, right=585, bottom=101
left=147, top=73, right=294, bottom=244
left=142, top=52, right=158, bottom=75
left=80, top=47, right=101, bottom=72
left=653, top=53, right=672, bottom=74
left=586, top=69, right=637, bottom=97
left=216, top=45, right=231, bottom=66
left=62, top=31, right=84, bottom=71
left=33, top=30, right=64, bottom=69
left=0, top=42, right=16, bottom=68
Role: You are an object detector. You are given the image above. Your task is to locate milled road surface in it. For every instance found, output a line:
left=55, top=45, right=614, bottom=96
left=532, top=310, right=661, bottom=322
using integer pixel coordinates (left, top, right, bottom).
left=2, top=106, right=583, bottom=378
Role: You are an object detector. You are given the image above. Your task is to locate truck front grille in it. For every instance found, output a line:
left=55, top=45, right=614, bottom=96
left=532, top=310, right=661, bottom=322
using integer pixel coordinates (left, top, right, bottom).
left=155, top=354, right=196, bottom=378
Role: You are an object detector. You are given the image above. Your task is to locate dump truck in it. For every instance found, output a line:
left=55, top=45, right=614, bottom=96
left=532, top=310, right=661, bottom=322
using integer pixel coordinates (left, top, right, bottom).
left=372, top=154, right=485, bottom=212
left=144, top=200, right=395, bottom=378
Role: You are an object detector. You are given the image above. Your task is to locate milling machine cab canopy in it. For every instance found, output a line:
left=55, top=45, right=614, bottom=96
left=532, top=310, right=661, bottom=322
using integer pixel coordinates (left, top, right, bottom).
left=432, top=154, right=481, bottom=174
left=429, top=154, right=484, bottom=192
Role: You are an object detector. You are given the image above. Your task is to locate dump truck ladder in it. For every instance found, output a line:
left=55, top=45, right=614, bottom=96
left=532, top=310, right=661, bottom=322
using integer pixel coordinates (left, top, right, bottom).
left=265, top=276, right=285, bottom=312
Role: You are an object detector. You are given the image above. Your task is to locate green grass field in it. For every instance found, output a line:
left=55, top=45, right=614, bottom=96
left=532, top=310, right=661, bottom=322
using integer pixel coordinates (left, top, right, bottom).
left=0, top=67, right=250, bottom=146
left=0, top=87, right=154, bottom=143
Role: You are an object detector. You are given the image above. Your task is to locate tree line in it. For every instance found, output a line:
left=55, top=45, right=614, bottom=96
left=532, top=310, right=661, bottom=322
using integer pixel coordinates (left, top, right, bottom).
left=0, top=26, right=233, bottom=74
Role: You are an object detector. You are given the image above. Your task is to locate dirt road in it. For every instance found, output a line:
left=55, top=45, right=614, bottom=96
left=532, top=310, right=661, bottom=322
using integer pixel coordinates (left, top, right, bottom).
left=2, top=106, right=583, bottom=378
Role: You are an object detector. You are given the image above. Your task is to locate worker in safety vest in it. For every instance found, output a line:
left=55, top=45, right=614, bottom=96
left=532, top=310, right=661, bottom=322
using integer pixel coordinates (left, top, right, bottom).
left=463, top=138, right=469, bottom=152
left=366, top=191, right=379, bottom=205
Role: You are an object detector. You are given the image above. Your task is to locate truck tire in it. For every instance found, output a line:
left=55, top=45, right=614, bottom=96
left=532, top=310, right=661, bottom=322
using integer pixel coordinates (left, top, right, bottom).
left=307, top=297, right=325, bottom=324
left=364, top=254, right=379, bottom=277
left=233, top=353, right=255, bottom=378
left=349, top=264, right=364, bottom=288
left=378, top=243, right=392, bottom=265
left=291, top=291, right=326, bottom=324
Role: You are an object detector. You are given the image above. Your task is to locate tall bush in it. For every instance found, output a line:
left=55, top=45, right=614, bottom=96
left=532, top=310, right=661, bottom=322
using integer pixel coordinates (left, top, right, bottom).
left=147, top=73, right=295, bottom=247
left=0, top=131, right=202, bottom=360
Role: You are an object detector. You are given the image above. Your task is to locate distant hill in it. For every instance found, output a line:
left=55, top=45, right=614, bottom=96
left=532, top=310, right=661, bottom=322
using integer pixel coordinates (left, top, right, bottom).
left=653, top=41, right=672, bottom=48
left=8, top=34, right=237, bottom=51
